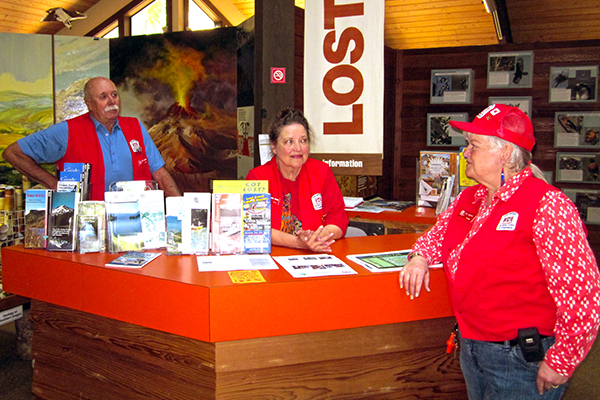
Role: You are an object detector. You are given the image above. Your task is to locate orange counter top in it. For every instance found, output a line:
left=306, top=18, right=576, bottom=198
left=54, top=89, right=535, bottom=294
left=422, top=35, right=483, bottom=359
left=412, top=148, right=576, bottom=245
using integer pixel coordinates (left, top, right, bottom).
left=346, top=204, right=438, bottom=225
left=2, top=234, right=452, bottom=343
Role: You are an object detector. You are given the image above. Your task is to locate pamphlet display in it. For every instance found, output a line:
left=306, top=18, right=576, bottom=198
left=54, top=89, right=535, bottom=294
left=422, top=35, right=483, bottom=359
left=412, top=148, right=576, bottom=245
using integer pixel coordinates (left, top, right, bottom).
left=24, top=189, right=52, bottom=249
left=417, top=151, right=459, bottom=209
left=47, top=191, right=80, bottom=251
left=58, top=162, right=91, bottom=200
left=105, top=191, right=144, bottom=252
left=212, top=193, right=243, bottom=255
left=138, top=190, right=166, bottom=249
left=77, top=201, right=106, bottom=254
left=242, top=193, right=271, bottom=254
left=181, top=192, right=211, bottom=255
left=211, top=180, right=270, bottom=255
left=165, top=196, right=184, bottom=255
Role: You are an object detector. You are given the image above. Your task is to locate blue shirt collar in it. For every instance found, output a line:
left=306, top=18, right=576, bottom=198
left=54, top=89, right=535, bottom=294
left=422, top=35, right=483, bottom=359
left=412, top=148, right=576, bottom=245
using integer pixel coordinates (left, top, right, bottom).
left=89, top=114, right=121, bottom=136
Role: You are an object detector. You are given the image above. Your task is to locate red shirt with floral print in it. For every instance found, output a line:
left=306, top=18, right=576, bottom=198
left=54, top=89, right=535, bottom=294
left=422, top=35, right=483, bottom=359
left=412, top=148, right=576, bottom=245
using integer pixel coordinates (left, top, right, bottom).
left=412, top=167, right=600, bottom=377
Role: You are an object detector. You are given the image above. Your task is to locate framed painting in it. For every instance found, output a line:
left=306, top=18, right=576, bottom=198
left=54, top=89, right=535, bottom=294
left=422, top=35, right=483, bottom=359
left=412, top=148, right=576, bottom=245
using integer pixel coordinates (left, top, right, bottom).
left=487, top=51, right=533, bottom=89
left=556, top=152, right=600, bottom=183
left=426, top=113, right=468, bottom=146
left=550, top=66, right=598, bottom=103
left=563, top=188, right=600, bottom=224
left=554, top=112, right=600, bottom=149
left=430, top=69, right=474, bottom=104
left=489, top=96, right=532, bottom=117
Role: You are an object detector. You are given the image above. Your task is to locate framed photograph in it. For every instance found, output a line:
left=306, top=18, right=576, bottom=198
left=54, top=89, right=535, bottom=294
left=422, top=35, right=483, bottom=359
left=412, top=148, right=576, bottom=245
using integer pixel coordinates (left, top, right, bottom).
left=556, top=152, right=600, bottom=183
left=563, top=188, right=600, bottom=224
left=487, top=51, right=533, bottom=89
left=489, top=96, right=532, bottom=117
left=426, top=113, right=468, bottom=146
left=430, top=69, right=474, bottom=104
left=554, top=112, right=600, bottom=148
left=549, top=65, right=598, bottom=103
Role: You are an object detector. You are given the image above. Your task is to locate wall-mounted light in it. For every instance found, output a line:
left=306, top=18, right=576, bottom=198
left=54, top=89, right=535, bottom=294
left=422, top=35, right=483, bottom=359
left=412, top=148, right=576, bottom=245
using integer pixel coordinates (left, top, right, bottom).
left=483, top=0, right=502, bottom=41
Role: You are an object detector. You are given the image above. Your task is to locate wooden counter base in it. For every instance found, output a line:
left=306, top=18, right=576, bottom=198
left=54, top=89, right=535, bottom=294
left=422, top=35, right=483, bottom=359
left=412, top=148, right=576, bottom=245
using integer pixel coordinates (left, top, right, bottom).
left=30, top=300, right=466, bottom=400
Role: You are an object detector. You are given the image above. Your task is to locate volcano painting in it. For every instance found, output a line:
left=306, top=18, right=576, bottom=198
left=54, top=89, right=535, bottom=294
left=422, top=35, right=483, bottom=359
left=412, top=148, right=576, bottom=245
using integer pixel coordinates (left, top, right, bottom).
left=110, top=29, right=239, bottom=193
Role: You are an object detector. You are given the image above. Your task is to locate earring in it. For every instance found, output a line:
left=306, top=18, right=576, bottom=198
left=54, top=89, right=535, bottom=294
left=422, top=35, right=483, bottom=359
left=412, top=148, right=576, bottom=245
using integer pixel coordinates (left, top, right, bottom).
left=501, top=168, right=505, bottom=187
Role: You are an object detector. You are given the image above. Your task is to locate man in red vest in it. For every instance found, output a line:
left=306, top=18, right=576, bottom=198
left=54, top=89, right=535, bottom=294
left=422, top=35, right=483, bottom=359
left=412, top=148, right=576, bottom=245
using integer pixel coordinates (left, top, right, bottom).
left=3, top=77, right=181, bottom=200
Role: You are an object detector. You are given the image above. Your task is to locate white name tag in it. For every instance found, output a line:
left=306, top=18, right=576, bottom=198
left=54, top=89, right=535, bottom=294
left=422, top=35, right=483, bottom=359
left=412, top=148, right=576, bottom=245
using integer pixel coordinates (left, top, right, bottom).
left=312, top=193, right=323, bottom=210
left=497, top=211, right=519, bottom=231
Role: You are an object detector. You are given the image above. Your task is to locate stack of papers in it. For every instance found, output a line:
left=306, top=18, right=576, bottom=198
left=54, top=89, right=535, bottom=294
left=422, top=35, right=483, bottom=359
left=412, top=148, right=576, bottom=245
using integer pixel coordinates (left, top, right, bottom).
left=343, top=197, right=364, bottom=208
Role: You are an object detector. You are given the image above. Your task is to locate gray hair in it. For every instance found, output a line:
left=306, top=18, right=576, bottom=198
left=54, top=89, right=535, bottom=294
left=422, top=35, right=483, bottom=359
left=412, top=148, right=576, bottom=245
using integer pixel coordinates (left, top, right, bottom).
left=464, top=132, right=547, bottom=183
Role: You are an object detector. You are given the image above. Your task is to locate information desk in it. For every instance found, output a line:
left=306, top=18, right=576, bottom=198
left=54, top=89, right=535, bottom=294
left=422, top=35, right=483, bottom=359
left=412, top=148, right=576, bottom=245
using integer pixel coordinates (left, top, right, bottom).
left=346, top=205, right=438, bottom=235
left=2, top=234, right=466, bottom=399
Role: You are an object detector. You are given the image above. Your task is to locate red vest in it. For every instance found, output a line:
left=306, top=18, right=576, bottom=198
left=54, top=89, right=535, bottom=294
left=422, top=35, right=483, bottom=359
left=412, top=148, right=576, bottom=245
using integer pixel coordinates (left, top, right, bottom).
left=247, top=157, right=328, bottom=231
left=59, top=113, right=152, bottom=200
left=442, top=176, right=558, bottom=341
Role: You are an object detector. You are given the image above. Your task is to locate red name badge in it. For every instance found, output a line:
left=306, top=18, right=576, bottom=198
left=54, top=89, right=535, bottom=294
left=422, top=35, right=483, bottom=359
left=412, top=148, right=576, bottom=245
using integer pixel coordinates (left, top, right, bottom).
left=458, top=210, right=475, bottom=222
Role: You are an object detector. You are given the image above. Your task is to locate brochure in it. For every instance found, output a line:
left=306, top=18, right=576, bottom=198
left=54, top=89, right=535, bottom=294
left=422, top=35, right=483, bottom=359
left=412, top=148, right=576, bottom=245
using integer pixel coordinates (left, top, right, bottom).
left=242, top=193, right=271, bottom=254
left=165, top=196, right=185, bottom=255
left=196, top=254, right=278, bottom=272
left=105, top=251, right=162, bottom=268
left=347, top=249, right=443, bottom=272
left=105, top=191, right=144, bottom=253
left=47, top=191, right=80, bottom=251
left=182, top=192, right=211, bottom=255
left=273, top=254, right=357, bottom=278
left=138, top=190, right=166, bottom=250
left=211, top=193, right=243, bottom=255
left=24, top=189, right=52, bottom=249
left=417, top=151, right=459, bottom=208
left=77, top=201, right=106, bottom=254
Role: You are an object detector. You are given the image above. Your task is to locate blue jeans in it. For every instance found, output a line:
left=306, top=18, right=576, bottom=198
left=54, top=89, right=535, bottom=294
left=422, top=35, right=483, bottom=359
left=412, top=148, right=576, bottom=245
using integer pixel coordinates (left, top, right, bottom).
left=459, top=335, right=567, bottom=400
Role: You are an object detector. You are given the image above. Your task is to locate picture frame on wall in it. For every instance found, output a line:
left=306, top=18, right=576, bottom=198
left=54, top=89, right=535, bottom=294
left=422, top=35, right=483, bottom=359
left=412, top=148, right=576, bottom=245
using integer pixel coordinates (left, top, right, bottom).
left=487, top=51, right=533, bottom=89
left=562, top=188, right=600, bottom=225
left=430, top=69, right=474, bottom=104
left=489, top=96, right=532, bottom=117
left=549, top=65, right=598, bottom=103
left=556, top=152, right=600, bottom=183
left=426, top=113, right=468, bottom=146
left=554, top=112, right=600, bottom=148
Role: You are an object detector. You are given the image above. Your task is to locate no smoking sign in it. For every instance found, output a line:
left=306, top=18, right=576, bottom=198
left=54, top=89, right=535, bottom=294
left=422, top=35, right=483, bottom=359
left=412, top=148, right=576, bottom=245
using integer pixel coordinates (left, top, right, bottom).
left=270, top=67, right=286, bottom=84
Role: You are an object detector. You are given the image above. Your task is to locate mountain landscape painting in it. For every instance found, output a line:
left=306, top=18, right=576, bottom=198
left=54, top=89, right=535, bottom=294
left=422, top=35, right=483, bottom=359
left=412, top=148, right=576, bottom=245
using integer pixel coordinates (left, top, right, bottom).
left=54, top=36, right=110, bottom=123
left=110, top=29, right=239, bottom=193
left=0, top=32, right=53, bottom=185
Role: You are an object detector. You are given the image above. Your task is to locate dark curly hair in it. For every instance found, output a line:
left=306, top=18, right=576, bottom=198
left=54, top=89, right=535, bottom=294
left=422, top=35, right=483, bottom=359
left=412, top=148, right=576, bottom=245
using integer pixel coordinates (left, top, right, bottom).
left=268, top=108, right=312, bottom=145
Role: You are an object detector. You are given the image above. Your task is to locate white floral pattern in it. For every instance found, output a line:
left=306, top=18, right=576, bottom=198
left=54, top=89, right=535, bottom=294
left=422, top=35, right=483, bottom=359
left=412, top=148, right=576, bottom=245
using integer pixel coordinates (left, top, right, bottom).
left=412, top=167, right=600, bottom=377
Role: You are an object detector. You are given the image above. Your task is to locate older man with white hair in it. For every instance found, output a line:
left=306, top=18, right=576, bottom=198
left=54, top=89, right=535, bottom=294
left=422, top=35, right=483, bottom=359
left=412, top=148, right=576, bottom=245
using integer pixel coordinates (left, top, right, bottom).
left=3, top=77, right=181, bottom=199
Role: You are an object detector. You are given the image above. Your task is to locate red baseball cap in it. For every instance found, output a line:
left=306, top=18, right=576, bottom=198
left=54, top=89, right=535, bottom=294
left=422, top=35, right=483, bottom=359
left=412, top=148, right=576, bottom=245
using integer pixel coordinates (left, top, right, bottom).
left=449, top=104, right=535, bottom=151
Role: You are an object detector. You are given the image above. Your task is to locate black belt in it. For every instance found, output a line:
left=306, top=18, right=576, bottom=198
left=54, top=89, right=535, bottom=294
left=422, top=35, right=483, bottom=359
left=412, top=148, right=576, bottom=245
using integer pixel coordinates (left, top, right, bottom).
left=489, top=335, right=550, bottom=347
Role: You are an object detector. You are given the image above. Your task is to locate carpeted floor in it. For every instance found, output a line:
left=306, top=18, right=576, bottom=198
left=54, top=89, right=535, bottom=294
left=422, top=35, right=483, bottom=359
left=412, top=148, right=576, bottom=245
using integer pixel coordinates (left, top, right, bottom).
left=1, top=318, right=599, bottom=400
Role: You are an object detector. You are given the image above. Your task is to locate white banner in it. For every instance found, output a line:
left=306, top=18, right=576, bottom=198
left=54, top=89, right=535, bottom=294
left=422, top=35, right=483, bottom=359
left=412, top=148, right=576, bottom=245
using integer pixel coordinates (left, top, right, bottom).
left=304, top=0, right=384, bottom=175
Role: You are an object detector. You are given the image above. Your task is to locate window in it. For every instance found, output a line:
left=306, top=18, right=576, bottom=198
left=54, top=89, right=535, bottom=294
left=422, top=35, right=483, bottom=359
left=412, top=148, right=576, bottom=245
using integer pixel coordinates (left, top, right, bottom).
left=189, top=0, right=216, bottom=31
left=91, top=0, right=221, bottom=38
left=103, top=26, right=119, bottom=39
left=131, top=0, right=167, bottom=36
